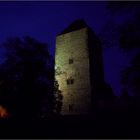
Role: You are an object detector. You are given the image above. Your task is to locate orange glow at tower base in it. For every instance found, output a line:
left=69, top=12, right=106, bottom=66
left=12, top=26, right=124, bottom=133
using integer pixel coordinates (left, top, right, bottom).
left=0, top=105, right=10, bottom=119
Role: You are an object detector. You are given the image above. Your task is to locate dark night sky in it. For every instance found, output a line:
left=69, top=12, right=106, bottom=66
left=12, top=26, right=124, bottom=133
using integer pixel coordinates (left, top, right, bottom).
left=0, top=1, right=134, bottom=96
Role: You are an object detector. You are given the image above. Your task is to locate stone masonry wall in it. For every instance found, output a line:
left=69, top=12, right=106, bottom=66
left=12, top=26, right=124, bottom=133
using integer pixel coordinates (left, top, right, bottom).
left=55, top=28, right=91, bottom=115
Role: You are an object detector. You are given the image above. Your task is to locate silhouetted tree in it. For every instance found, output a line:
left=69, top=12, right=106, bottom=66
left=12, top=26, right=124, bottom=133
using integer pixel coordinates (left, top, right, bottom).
left=53, top=79, right=63, bottom=115
left=0, top=36, right=54, bottom=120
left=100, top=2, right=140, bottom=101
left=116, top=9, right=140, bottom=116
left=120, top=13, right=140, bottom=98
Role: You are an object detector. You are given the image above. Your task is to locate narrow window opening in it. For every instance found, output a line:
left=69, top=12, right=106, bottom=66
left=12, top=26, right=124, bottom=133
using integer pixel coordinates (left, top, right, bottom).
left=69, top=104, right=74, bottom=111
left=66, top=79, right=70, bottom=85
left=69, top=59, right=73, bottom=64
left=66, top=78, right=74, bottom=85
left=70, top=79, right=74, bottom=84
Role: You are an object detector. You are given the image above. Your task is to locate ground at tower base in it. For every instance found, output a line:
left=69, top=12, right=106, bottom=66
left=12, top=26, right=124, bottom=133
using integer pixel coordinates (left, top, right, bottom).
left=1, top=110, right=140, bottom=139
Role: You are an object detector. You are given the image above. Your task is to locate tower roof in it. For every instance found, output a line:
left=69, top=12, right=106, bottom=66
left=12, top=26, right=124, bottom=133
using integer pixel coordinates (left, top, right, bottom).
left=58, top=19, right=88, bottom=35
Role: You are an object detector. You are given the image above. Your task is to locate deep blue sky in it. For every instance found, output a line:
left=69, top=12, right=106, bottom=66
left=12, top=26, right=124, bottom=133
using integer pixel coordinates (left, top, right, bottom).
left=0, top=1, right=133, bottom=96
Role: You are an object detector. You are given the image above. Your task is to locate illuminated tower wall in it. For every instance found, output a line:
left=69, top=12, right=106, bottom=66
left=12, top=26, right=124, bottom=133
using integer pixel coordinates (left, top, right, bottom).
left=55, top=19, right=104, bottom=115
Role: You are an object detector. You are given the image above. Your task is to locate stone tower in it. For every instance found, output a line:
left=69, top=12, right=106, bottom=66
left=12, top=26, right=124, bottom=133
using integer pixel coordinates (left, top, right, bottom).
left=55, top=19, right=104, bottom=115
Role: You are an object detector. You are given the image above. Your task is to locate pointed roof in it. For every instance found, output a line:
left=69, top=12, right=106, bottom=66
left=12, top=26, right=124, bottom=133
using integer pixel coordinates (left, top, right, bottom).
left=58, top=19, right=88, bottom=35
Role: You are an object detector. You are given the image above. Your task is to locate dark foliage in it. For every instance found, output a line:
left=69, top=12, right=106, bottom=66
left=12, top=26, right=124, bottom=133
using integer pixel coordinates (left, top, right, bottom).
left=0, top=36, right=54, bottom=120
left=102, top=1, right=140, bottom=101
left=53, top=80, right=63, bottom=115
left=120, top=12, right=140, bottom=98
left=121, top=65, right=140, bottom=97
left=98, top=1, right=140, bottom=114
